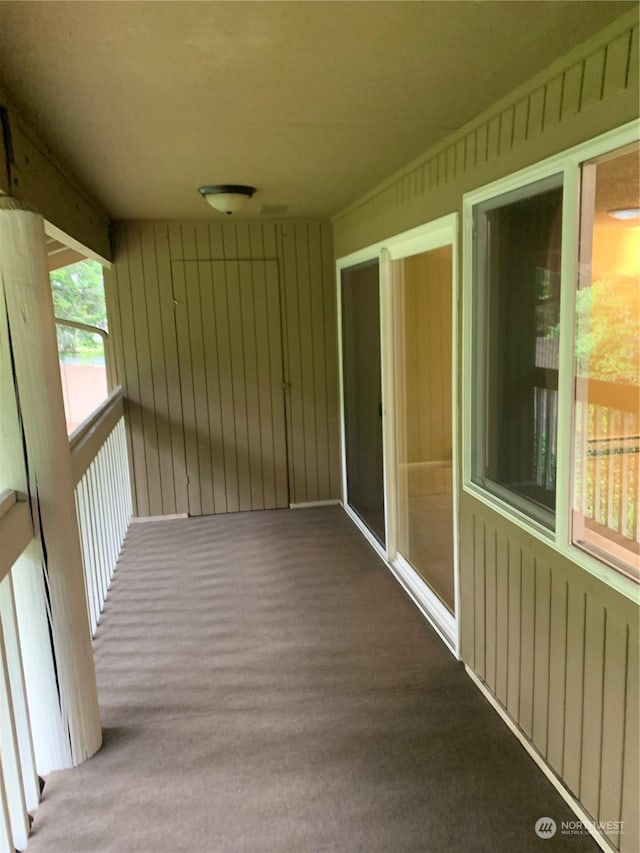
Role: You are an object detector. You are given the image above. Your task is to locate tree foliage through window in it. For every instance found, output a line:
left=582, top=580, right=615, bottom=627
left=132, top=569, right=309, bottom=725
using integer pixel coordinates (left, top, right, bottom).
left=50, top=259, right=107, bottom=357
left=575, top=275, right=639, bottom=386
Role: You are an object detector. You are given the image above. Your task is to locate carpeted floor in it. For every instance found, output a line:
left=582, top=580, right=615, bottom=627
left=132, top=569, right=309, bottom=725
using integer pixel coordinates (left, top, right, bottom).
left=28, top=507, right=596, bottom=852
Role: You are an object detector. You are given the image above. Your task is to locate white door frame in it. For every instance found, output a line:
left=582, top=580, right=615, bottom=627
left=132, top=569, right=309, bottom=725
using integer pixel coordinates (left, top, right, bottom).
left=336, top=213, right=460, bottom=658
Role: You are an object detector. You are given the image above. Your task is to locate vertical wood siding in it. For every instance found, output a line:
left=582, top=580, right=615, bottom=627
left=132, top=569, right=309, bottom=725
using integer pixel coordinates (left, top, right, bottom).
left=105, top=220, right=340, bottom=516
left=170, top=258, right=288, bottom=515
left=459, top=502, right=639, bottom=852
left=333, top=11, right=639, bottom=852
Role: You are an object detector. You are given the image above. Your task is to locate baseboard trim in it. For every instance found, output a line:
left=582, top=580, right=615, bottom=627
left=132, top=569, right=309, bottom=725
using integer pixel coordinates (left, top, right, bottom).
left=465, top=666, right=616, bottom=853
left=130, top=514, right=189, bottom=523
left=289, top=500, right=342, bottom=509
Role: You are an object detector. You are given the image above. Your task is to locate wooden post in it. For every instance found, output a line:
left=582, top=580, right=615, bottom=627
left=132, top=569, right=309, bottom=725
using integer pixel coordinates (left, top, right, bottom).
left=0, top=196, right=101, bottom=765
left=0, top=213, right=71, bottom=776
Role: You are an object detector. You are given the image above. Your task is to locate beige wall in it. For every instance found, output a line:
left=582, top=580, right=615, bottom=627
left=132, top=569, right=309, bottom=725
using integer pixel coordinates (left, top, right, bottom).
left=105, top=220, right=341, bottom=516
left=333, top=11, right=639, bottom=852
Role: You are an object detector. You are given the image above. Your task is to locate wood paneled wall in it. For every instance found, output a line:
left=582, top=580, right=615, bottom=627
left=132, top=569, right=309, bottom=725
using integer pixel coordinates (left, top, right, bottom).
left=459, top=502, right=639, bottom=852
left=170, top=258, right=288, bottom=515
left=333, top=10, right=639, bottom=852
left=105, top=220, right=340, bottom=516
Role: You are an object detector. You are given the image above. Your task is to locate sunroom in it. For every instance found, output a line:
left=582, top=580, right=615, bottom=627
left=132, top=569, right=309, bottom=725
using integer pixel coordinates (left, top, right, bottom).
left=0, top=2, right=638, bottom=852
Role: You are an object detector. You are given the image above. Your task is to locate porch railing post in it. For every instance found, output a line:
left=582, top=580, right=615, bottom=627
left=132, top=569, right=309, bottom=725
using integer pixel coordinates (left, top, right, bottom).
left=0, top=197, right=102, bottom=766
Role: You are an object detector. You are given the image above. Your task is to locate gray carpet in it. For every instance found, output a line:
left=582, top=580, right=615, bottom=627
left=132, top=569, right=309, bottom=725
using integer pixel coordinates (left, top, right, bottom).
left=28, top=507, right=596, bottom=852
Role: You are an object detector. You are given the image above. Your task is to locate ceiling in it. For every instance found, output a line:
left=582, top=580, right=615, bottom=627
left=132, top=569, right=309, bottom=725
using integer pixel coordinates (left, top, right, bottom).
left=0, top=1, right=635, bottom=221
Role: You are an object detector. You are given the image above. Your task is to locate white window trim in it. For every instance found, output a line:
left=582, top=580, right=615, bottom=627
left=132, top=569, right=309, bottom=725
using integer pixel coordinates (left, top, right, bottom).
left=462, top=119, right=640, bottom=604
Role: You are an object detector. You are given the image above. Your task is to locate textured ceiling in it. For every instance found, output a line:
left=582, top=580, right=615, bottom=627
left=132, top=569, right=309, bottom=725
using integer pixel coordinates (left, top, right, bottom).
left=0, top=1, right=635, bottom=220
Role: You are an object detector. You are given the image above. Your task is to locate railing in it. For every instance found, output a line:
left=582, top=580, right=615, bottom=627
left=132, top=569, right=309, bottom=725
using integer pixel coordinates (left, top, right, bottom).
left=0, top=391, right=131, bottom=850
left=70, top=388, right=132, bottom=635
left=0, top=490, right=40, bottom=852
left=533, top=385, right=558, bottom=494
left=573, top=379, right=639, bottom=576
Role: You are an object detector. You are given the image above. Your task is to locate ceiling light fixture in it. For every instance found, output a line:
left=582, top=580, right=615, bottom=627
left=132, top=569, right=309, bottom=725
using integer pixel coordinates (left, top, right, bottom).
left=607, top=207, right=640, bottom=220
left=198, top=184, right=256, bottom=215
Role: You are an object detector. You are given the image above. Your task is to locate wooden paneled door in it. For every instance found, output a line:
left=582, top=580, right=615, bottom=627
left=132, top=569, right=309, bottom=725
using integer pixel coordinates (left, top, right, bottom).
left=171, top=259, right=289, bottom=515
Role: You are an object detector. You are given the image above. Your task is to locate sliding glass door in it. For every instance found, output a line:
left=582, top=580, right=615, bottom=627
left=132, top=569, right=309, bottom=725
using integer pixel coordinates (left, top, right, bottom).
left=340, top=260, right=386, bottom=545
left=337, top=216, right=458, bottom=651
left=392, top=246, right=455, bottom=612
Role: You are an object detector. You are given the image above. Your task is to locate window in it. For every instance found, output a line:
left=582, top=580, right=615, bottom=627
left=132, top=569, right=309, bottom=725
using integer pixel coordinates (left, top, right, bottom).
left=572, top=144, right=640, bottom=579
left=464, top=123, right=639, bottom=587
left=472, top=176, right=563, bottom=528
left=50, top=259, right=110, bottom=435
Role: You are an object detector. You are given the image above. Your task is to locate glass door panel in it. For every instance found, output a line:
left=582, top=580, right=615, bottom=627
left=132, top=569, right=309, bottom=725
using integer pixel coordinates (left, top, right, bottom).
left=341, top=260, right=386, bottom=545
left=393, top=247, right=454, bottom=611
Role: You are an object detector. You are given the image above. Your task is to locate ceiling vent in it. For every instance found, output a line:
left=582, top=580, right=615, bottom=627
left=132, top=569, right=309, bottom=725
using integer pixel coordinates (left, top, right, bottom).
left=260, top=204, right=289, bottom=216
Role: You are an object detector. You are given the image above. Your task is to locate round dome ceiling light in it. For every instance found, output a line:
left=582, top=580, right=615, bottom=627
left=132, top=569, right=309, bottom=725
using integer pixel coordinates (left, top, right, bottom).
left=198, top=185, right=256, bottom=215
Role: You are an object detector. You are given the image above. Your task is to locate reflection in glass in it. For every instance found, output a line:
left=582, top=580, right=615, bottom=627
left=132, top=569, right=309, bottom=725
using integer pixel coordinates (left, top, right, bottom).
left=341, top=260, right=385, bottom=545
left=572, top=144, right=640, bottom=579
left=393, top=247, right=454, bottom=611
left=56, top=323, right=108, bottom=435
left=473, top=179, right=563, bottom=527
left=51, top=258, right=109, bottom=435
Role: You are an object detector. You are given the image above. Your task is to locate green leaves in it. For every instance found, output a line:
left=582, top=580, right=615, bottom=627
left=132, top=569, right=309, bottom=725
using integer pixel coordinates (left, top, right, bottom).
left=50, top=260, right=107, bottom=356
left=50, top=259, right=107, bottom=330
left=575, top=275, right=639, bottom=385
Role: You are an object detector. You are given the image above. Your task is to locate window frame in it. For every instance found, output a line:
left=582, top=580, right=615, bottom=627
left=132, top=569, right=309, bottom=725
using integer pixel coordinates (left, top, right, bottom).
left=50, top=258, right=114, bottom=437
left=462, top=119, right=640, bottom=604
left=471, top=172, right=564, bottom=529
left=54, top=318, right=111, bottom=380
